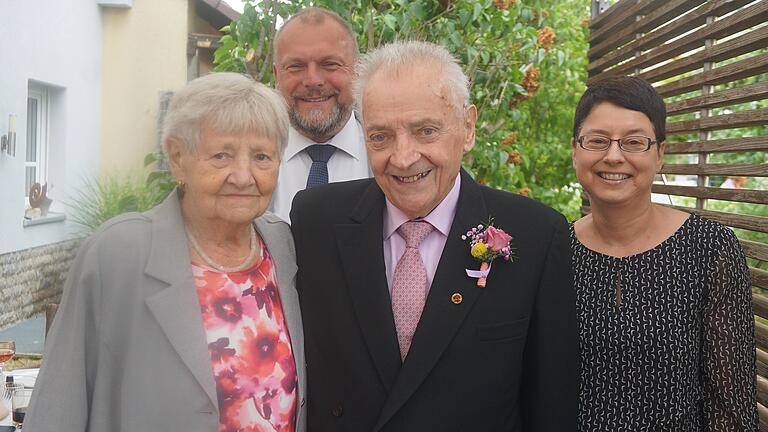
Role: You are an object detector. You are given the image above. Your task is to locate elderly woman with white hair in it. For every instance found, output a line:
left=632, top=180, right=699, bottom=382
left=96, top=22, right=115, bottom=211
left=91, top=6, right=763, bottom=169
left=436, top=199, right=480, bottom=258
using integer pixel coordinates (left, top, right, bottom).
left=25, top=73, right=306, bottom=432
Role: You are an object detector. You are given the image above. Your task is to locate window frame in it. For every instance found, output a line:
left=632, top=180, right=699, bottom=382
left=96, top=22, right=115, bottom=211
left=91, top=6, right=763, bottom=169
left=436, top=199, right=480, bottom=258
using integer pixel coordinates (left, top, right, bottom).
left=25, top=83, right=50, bottom=199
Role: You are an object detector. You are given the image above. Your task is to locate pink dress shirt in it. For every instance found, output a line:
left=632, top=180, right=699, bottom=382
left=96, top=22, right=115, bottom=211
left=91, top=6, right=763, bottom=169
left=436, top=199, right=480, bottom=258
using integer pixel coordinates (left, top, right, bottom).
left=383, top=174, right=461, bottom=293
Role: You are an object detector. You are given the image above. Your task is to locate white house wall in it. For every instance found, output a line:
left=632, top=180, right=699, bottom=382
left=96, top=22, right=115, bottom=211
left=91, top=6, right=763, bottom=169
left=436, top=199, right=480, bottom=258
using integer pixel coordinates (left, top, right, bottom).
left=0, top=0, right=103, bottom=255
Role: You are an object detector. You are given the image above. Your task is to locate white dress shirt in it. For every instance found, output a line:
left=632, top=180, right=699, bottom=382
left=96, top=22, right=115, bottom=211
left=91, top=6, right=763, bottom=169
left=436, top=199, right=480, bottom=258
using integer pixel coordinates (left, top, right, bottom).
left=271, top=113, right=371, bottom=223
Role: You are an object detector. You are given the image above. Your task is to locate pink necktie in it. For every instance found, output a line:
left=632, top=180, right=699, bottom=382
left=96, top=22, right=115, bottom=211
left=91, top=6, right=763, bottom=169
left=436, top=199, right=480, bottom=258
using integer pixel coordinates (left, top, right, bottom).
left=392, top=220, right=434, bottom=361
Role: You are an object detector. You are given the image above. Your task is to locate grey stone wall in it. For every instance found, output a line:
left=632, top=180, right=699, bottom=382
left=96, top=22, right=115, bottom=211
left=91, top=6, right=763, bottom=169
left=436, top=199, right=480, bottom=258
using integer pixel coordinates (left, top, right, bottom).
left=0, top=239, right=82, bottom=330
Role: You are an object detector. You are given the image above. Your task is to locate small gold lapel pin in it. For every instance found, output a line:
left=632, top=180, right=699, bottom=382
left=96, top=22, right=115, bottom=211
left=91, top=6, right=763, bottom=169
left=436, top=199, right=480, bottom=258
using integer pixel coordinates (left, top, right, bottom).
left=451, top=292, right=463, bottom=305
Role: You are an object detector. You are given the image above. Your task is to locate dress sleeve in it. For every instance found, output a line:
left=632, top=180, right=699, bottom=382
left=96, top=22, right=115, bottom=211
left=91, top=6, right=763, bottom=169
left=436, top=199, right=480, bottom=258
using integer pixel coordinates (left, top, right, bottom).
left=701, top=226, right=758, bottom=431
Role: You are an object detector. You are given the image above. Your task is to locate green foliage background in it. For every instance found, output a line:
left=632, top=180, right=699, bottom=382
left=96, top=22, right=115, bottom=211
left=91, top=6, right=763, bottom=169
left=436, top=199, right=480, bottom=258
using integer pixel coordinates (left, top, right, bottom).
left=214, top=0, right=590, bottom=220
left=67, top=174, right=168, bottom=233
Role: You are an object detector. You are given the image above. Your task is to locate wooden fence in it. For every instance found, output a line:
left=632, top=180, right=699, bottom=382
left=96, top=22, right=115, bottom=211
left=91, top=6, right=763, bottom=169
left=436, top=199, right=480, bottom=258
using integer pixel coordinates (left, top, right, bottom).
left=588, top=0, right=768, bottom=428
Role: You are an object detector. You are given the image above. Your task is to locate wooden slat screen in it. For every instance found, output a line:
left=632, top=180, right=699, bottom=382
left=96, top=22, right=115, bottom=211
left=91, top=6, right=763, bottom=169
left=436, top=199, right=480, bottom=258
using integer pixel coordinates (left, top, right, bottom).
left=589, top=0, right=768, bottom=427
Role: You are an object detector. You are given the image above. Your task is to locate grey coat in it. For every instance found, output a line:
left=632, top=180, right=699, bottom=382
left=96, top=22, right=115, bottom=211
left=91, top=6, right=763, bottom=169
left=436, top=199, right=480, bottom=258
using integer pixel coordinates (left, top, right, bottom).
left=25, top=191, right=306, bottom=432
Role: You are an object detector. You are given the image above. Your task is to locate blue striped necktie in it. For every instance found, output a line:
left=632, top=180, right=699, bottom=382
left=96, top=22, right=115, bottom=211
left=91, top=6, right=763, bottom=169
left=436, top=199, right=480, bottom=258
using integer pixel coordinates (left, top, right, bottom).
left=305, top=144, right=337, bottom=188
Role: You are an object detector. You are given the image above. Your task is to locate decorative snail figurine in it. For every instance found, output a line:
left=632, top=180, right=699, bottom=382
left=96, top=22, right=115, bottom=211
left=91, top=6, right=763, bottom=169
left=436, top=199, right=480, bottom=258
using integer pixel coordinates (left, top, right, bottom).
left=29, top=182, right=53, bottom=216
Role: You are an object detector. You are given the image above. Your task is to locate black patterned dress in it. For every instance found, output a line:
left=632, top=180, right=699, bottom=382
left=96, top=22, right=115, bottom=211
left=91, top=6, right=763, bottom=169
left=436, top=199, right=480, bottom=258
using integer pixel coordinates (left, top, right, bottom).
left=571, top=214, right=758, bottom=431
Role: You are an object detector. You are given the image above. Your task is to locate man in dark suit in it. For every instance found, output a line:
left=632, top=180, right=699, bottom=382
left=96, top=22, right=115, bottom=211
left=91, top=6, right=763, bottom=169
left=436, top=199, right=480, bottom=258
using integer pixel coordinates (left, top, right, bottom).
left=291, top=40, right=577, bottom=432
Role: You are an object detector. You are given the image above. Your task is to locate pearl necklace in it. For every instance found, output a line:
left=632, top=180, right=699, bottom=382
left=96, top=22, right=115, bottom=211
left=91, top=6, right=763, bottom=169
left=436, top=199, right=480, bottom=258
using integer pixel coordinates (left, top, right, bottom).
left=186, top=224, right=258, bottom=273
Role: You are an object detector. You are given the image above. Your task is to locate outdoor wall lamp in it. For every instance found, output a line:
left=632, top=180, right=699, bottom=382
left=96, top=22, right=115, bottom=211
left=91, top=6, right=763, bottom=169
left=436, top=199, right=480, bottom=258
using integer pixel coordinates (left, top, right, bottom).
left=1, top=114, right=17, bottom=157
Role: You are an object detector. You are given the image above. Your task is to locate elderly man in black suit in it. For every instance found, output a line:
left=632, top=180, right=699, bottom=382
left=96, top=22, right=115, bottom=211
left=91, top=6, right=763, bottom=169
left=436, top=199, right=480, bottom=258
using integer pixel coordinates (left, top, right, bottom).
left=291, top=40, right=578, bottom=432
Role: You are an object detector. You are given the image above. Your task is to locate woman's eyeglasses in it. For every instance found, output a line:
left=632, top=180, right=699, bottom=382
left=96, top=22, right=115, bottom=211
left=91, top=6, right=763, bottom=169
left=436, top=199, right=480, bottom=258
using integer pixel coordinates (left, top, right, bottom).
left=576, top=135, right=658, bottom=153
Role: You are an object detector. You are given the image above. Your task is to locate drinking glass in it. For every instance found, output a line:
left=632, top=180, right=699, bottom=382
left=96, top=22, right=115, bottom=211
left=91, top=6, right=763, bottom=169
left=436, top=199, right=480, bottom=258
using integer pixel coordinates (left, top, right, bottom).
left=12, top=388, right=32, bottom=429
left=0, top=341, right=14, bottom=378
left=3, top=383, right=22, bottom=410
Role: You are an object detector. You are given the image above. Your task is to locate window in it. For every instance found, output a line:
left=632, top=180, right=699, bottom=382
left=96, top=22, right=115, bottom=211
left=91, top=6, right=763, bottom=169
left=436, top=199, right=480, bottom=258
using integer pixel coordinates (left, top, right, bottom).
left=25, top=83, right=49, bottom=197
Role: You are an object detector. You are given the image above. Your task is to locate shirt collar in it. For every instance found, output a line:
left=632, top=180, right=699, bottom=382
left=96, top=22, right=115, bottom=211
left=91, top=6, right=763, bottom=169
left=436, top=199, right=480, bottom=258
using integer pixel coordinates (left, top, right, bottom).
left=383, top=173, right=461, bottom=240
left=284, top=112, right=364, bottom=161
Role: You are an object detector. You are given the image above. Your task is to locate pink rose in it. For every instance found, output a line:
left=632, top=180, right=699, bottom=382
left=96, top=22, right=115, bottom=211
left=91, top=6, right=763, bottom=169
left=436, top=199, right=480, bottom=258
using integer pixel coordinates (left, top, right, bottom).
left=484, top=226, right=512, bottom=252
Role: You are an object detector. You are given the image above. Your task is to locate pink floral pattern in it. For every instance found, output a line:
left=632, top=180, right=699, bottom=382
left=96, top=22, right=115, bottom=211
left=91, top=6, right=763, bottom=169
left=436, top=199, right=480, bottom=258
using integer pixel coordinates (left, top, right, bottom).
left=193, top=243, right=297, bottom=432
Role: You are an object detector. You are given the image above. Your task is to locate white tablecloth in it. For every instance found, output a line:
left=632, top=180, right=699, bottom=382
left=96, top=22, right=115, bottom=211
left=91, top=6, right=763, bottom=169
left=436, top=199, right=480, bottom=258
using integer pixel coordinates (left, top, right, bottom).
left=1, top=368, right=38, bottom=427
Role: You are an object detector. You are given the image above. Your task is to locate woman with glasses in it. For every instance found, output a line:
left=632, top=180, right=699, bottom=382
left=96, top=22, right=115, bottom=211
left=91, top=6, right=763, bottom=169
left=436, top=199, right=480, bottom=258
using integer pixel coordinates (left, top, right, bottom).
left=570, top=76, right=757, bottom=431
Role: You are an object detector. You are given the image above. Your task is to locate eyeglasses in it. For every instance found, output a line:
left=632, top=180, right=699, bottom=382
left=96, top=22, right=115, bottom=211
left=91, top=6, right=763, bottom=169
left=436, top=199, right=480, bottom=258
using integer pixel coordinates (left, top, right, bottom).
left=576, top=135, right=657, bottom=153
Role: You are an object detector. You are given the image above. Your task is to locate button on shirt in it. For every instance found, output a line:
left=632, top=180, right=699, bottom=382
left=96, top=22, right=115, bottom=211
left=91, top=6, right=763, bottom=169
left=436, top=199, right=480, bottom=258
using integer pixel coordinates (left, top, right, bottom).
left=271, top=114, right=371, bottom=223
left=383, top=174, right=461, bottom=292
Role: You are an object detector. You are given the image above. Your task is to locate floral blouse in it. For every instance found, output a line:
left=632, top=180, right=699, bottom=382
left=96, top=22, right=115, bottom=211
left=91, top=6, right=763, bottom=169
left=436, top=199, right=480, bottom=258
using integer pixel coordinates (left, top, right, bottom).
left=193, top=242, right=297, bottom=432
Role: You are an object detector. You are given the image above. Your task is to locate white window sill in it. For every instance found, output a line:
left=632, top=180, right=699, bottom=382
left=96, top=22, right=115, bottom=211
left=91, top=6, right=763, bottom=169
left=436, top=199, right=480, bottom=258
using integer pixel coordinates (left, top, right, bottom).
left=23, top=211, right=66, bottom=227
left=97, top=0, right=132, bottom=8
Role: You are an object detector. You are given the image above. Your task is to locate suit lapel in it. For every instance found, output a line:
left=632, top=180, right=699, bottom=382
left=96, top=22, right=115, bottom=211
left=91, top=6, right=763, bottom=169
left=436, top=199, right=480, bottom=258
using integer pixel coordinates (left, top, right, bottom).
left=374, top=171, right=489, bottom=431
left=254, top=216, right=306, bottom=417
left=143, top=191, right=219, bottom=411
left=335, top=181, right=402, bottom=392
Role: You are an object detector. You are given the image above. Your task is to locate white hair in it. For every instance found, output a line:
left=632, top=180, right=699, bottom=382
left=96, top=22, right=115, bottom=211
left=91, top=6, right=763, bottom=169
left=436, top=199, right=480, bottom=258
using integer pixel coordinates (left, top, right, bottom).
left=161, top=72, right=289, bottom=158
left=352, top=41, right=470, bottom=119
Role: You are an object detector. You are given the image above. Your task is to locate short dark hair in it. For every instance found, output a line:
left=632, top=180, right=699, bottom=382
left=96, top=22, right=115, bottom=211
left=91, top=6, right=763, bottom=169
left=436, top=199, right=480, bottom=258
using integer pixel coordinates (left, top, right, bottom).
left=273, top=7, right=359, bottom=60
left=572, top=76, right=666, bottom=143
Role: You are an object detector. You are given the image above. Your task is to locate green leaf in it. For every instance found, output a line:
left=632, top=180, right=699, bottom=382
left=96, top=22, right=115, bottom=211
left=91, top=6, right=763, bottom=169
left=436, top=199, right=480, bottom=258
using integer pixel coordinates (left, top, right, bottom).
left=382, top=14, right=398, bottom=31
left=222, top=38, right=237, bottom=50
left=146, top=170, right=169, bottom=185
left=480, top=50, right=490, bottom=65
left=143, top=153, right=158, bottom=167
left=449, top=31, right=462, bottom=47
left=459, top=8, right=470, bottom=27
left=537, top=48, right=547, bottom=62
left=498, top=150, right=508, bottom=167
left=410, top=2, right=426, bottom=21
left=472, top=2, right=482, bottom=22
left=118, top=195, right=139, bottom=213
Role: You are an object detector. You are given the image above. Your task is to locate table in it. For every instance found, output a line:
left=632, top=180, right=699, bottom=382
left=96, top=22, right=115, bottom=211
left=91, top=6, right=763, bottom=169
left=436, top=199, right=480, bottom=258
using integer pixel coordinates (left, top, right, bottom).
left=1, top=369, right=38, bottom=427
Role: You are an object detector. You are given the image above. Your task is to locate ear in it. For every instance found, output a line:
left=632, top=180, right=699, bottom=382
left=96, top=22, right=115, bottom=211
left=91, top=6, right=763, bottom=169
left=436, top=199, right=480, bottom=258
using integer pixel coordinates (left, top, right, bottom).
left=656, top=140, right=666, bottom=172
left=166, top=138, right=185, bottom=182
left=462, top=104, right=478, bottom=153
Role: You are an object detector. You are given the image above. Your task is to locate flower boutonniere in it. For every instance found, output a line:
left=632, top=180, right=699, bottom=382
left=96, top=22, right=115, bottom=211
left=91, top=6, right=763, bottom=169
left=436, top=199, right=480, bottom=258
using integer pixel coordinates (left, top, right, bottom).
left=462, top=222, right=515, bottom=288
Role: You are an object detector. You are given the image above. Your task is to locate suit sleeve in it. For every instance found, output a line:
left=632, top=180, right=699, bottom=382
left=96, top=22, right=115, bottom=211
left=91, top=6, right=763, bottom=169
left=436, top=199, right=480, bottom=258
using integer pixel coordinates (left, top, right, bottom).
left=521, top=214, right=578, bottom=431
left=24, top=236, right=102, bottom=432
left=289, top=190, right=306, bottom=293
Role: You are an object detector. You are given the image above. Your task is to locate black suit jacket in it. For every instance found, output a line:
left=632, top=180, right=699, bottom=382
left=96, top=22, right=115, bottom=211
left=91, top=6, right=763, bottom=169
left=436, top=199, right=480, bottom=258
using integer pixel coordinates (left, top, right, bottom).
left=291, top=170, right=577, bottom=432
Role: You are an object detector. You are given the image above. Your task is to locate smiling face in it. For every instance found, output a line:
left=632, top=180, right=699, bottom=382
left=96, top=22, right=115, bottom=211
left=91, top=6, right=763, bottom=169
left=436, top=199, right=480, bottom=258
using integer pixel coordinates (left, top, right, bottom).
left=168, top=126, right=280, bottom=227
left=362, top=64, right=477, bottom=219
left=572, top=102, right=665, bottom=209
left=273, top=18, right=356, bottom=142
